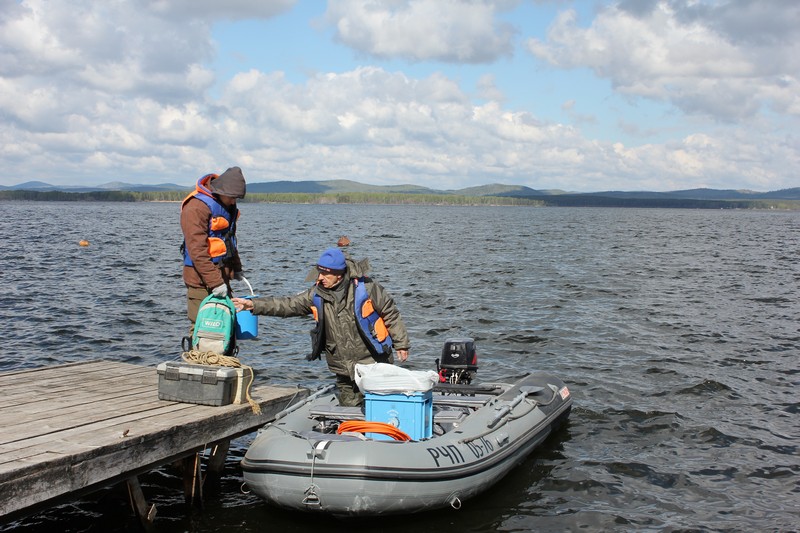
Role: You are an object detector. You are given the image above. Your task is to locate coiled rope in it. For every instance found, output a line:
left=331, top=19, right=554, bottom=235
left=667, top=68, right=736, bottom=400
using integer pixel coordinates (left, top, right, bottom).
left=336, top=421, right=411, bottom=441
left=181, top=349, right=261, bottom=415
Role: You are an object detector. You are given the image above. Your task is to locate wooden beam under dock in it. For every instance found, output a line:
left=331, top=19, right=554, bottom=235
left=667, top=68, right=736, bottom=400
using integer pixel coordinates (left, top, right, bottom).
left=0, top=360, right=307, bottom=521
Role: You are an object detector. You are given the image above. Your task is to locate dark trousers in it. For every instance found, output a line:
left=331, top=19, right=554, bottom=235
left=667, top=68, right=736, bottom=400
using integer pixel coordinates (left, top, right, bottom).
left=186, top=286, right=211, bottom=337
left=335, top=374, right=364, bottom=407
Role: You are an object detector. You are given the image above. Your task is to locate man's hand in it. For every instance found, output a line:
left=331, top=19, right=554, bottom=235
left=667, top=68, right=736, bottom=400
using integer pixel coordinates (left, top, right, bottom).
left=232, top=297, right=253, bottom=312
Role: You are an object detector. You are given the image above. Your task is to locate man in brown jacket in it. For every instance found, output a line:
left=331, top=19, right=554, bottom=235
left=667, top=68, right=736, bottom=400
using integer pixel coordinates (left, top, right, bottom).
left=180, top=167, right=247, bottom=334
left=234, top=248, right=410, bottom=406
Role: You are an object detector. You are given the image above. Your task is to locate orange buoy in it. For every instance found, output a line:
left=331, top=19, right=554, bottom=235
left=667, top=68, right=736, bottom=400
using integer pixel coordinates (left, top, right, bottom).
left=79, top=240, right=90, bottom=247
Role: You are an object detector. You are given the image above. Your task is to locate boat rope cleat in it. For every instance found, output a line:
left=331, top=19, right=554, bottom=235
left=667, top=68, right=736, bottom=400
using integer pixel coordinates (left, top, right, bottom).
left=302, top=485, right=321, bottom=507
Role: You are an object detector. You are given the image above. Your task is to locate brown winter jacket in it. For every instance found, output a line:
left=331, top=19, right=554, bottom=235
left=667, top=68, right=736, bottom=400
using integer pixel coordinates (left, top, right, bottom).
left=180, top=196, right=242, bottom=290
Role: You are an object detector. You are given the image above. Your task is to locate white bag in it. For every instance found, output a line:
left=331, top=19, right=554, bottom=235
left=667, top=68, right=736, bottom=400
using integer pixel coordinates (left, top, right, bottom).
left=354, top=363, right=439, bottom=394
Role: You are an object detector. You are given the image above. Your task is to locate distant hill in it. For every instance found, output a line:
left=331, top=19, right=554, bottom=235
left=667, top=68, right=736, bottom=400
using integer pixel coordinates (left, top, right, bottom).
left=0, top=180, right=188, bottom=193
left=448, top=184, right=558, bottom=197
left=1, top=180, right=798, bottom=201
left=247, top=179, right=433, bottom=195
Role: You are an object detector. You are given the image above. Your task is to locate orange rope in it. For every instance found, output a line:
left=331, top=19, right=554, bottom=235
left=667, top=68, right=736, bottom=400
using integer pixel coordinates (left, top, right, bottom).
left=337, top=421, right=412, bottom=441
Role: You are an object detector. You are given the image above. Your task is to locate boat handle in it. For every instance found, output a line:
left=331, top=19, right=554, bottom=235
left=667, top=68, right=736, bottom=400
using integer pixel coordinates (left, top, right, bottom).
left=449, top=495, right=462, bottom=510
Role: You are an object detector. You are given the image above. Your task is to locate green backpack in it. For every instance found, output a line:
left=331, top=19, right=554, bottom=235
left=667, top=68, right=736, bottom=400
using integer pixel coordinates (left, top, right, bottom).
left=191, top=294, right=237, bottom=355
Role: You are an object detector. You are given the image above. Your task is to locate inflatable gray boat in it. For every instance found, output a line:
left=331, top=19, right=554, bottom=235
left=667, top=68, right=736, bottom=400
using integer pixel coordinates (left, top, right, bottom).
left=241, top=338, right=572, bottom=516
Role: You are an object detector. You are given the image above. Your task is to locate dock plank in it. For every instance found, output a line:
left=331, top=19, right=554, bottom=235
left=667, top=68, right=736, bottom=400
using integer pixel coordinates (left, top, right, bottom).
left=0, top=360, right=307, bottom=519
left=0, top=402, right=200, bottom=466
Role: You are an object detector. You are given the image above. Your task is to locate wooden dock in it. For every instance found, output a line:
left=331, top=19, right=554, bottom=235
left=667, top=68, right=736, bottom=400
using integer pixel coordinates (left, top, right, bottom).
left=0, top=360, right=307, bottom=523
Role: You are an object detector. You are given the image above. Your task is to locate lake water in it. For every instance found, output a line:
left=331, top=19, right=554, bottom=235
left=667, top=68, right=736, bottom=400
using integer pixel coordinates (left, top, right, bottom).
left=1, top=201, right=798, bottom=532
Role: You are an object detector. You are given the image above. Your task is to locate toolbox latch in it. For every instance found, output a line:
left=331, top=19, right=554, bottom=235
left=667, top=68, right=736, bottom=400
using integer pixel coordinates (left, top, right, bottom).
left=201, top=370, right=219, bottom=385
left=165, top=366, right=180, bottom=381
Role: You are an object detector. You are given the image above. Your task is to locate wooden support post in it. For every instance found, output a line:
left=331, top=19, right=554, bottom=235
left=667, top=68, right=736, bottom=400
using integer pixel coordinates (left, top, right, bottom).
left=208, top=440, right=231, bottom=479
left=181, top=453, right=204, bottom=509
left=126, top=476, right=156, bottom=530
left=193, top=452, right=204, bottom=507
left=204, top=439, right=231, bottom=492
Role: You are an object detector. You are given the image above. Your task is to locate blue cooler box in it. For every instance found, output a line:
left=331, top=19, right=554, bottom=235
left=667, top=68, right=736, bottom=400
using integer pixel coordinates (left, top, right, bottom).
left=364, top=390, right=433, bottom=441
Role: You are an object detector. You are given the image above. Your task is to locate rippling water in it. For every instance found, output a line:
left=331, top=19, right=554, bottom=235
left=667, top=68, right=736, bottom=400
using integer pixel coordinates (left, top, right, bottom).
left=2, top=201, right=798, bottom=532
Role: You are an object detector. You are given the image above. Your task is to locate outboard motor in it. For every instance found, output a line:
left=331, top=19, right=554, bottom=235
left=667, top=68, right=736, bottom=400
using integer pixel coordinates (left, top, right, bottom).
left=437, top=337, right=478, bottom=385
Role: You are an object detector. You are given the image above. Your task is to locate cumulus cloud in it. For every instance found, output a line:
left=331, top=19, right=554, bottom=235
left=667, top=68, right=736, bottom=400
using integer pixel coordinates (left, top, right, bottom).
left=526, top=0, right=800, bottom=121
left=0, top=0, right=218, bottom=104
left=148, top=0, right=296, bottom=20
left=0, top=0, right=796, bottom=192
left=476, top=74, right=505, bottom=103
left=323, top=0, right=518, bottom=63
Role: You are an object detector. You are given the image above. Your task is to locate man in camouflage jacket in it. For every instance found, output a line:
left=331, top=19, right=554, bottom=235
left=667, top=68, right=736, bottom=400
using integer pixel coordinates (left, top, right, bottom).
left=234, top=248, right=410, bottom=406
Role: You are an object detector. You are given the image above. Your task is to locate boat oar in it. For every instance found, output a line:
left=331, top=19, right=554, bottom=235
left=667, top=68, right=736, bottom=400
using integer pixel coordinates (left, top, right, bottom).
left=487, top=391, right=528, bottom=428
left=486, top=386, right=547, bottom=428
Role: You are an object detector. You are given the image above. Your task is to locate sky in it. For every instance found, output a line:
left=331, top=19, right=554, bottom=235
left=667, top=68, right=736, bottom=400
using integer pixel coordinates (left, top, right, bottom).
left=1, top=0, right=798, bottom=192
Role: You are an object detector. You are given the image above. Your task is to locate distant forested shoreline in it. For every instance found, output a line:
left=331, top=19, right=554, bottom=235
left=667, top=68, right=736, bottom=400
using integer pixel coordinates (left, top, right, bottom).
left=1, top=189, right=798, bottom=210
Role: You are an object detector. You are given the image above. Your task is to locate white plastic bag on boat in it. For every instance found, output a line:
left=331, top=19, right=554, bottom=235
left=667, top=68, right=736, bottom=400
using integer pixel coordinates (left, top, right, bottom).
left=354, top=363, right=439, bottom=394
